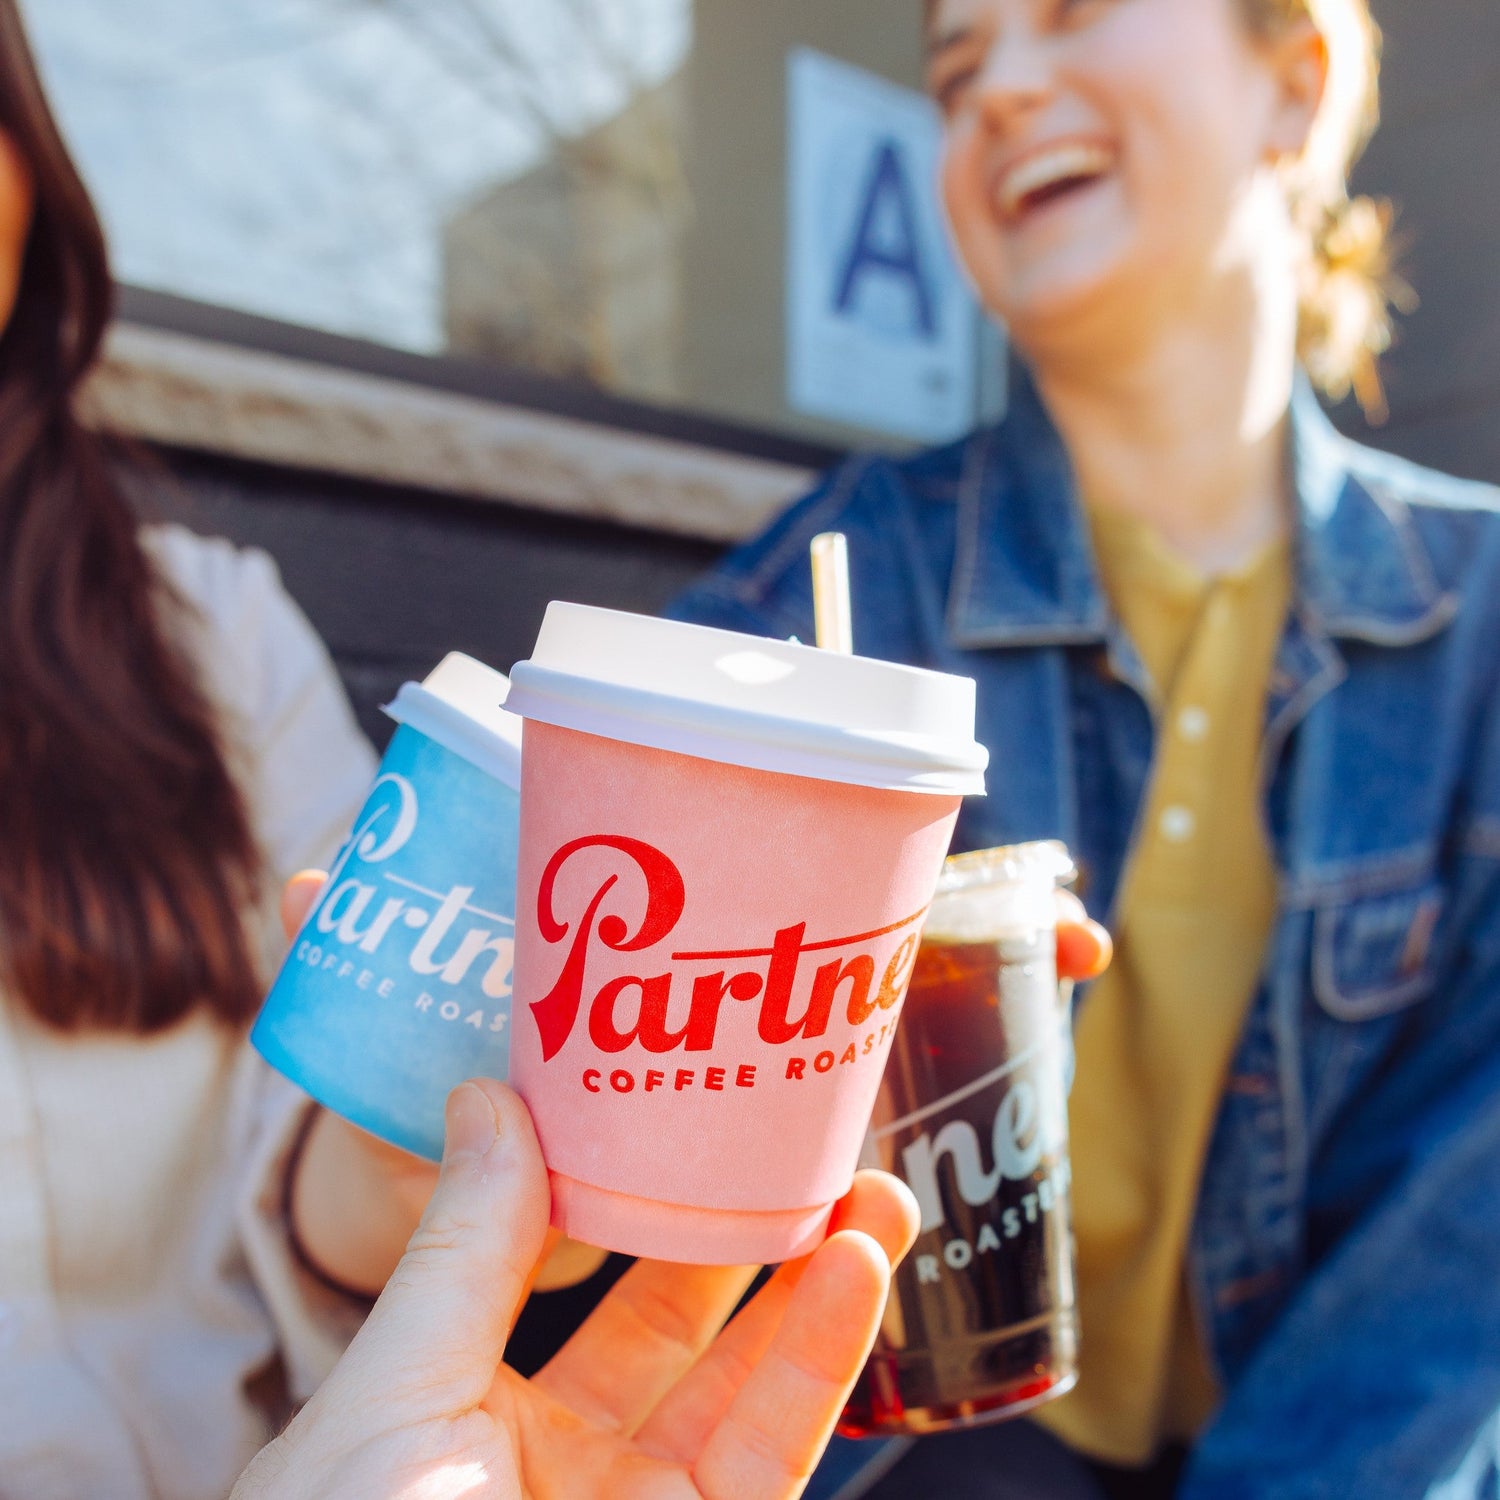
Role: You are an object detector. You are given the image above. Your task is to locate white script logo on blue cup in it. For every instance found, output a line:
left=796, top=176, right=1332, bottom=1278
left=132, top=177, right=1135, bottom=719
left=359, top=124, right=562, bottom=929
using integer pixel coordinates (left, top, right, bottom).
left=253, top=655, right=522, bottom=1160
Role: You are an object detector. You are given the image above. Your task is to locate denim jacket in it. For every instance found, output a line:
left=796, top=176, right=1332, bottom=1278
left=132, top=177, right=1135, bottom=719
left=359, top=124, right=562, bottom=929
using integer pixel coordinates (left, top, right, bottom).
left=669, top=368, right=1500, bottom=1499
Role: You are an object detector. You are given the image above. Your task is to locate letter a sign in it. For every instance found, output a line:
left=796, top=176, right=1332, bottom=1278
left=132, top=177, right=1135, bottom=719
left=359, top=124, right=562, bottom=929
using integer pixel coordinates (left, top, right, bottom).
left=787, top=48, right=981, bottom=443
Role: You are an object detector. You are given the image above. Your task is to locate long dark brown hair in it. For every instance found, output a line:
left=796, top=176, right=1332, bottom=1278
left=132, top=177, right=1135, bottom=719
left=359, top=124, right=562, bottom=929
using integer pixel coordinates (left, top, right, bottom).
left=0, top=0, right=263, bottom=1032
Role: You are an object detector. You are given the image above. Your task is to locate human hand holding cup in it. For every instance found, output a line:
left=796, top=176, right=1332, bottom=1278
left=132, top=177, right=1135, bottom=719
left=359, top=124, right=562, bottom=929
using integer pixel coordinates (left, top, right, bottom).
left=233, top=1079, right=920, bottom=1500
left=275, top=871, right=604, bottom=1296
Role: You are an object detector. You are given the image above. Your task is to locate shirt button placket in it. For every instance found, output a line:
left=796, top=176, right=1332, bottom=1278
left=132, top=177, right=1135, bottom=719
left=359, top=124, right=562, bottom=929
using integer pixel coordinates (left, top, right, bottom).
left=1177, top=706, right=1210, bottom=742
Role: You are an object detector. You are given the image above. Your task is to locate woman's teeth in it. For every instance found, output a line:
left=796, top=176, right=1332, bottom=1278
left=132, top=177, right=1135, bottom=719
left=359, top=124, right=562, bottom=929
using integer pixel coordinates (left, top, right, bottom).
left=997, top=143, right=1114, bottom=219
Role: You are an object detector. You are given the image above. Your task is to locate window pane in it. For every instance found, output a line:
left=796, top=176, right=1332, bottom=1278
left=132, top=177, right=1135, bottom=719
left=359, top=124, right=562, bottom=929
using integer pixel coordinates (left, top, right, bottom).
left=27, top=0, right=991, bottom=447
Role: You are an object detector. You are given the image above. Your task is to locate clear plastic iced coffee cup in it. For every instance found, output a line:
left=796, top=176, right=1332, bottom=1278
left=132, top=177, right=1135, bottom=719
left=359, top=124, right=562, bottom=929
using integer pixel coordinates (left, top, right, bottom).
left=842, top=842, right=1079, bottom=1435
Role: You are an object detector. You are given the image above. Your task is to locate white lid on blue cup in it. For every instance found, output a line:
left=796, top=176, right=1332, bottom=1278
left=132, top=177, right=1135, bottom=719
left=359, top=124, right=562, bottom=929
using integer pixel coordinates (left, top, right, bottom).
left=384, top=653, right=524, bottom=790
left=503, top=603, right=987, bottom=796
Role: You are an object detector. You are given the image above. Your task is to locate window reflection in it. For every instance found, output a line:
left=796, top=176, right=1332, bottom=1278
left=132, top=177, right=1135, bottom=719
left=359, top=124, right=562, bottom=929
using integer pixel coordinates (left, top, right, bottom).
left=28, top=0, right=979, bottom=445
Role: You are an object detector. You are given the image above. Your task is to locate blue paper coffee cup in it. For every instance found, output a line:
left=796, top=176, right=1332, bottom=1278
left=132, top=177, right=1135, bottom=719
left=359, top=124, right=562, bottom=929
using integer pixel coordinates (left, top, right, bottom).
left=252, top=653, right=523, bottom=1159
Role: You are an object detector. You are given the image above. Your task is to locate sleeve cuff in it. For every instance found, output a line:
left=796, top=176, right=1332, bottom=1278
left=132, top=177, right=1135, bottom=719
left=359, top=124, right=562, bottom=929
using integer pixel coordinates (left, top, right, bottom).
left=236, top=1075, right=372, bottom=1402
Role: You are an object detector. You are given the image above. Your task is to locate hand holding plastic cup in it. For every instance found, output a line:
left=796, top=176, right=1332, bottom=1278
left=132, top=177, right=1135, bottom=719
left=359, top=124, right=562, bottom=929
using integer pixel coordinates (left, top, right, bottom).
left=253, top=654, right=523, bottom=1160
left=845, top=842, right=1081, bottom=1435
left=502, top=603, right=988, bottom=1265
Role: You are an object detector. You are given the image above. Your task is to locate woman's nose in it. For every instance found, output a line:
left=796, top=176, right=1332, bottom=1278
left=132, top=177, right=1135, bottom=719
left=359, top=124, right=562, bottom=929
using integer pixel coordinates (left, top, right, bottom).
left=973, top=31, right=1053, bottom=134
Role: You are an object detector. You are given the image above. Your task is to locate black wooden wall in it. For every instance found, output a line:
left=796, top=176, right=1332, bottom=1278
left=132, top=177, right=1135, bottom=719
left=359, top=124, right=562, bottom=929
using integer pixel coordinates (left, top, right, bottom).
left=151, top=450, right=725, bottom=752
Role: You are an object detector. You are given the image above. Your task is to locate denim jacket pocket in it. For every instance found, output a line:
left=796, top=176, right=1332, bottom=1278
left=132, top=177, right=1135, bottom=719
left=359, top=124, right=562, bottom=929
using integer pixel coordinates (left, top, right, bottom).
left=1312, top=879, right=1443, bottom=1021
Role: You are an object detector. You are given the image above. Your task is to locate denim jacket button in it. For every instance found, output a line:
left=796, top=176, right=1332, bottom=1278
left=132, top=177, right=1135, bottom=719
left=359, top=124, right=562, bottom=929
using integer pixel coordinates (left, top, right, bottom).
left=1178, top=706, right=1210, bottom=742
left=1159, top=804, right=1196, bottom=843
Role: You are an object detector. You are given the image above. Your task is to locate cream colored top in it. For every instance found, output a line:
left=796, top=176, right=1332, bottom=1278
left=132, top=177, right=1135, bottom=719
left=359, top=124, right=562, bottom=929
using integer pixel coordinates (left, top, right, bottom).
left=0, top=525, right=378, bottom=1500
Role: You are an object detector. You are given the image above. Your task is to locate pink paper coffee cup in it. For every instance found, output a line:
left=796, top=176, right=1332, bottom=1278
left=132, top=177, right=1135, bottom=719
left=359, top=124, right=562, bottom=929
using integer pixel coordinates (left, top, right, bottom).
left=504, top=604, right=987, bottom=1264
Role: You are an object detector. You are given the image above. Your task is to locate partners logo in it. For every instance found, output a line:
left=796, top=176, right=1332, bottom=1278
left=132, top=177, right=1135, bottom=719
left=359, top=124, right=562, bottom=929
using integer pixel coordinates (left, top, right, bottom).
left=529, top=835, right=925, bottom=1090
left=878, top=1045, right=1070, bottom=1285
left=294, top=774, right=515, bottom=1017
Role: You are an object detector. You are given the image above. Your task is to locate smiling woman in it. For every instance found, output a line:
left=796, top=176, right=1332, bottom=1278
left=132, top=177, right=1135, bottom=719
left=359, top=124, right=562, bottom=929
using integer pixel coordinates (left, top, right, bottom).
left=668, top=0, right=1500, bottom=1496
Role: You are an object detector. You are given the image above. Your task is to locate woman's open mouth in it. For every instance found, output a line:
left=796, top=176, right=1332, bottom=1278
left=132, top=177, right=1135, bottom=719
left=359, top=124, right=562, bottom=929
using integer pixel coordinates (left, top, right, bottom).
left=993, top=142, right=1116, bottom=225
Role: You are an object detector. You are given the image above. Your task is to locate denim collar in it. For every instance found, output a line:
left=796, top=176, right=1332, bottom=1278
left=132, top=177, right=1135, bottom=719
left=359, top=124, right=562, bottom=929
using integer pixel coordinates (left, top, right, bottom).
left=946, top=364, right=1458, bottom=650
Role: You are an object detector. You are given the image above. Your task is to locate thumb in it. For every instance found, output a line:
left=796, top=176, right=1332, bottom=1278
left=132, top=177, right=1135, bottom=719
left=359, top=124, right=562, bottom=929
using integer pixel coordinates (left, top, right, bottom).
left=1055, top=890, right=1112, bottom=982
left=324, top=1080, right=552, bottom=1416
left=280, top=870, right=327, bottom=942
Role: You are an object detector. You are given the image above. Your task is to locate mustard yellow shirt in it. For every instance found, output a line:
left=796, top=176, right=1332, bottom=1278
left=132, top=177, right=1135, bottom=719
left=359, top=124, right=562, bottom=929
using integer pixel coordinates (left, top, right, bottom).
left=1035, top=509, right=1291, bottom=1466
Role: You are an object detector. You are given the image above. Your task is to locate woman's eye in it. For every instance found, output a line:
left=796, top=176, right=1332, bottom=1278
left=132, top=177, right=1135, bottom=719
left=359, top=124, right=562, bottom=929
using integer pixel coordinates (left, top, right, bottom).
left=931, top=65, right=979, bottom=115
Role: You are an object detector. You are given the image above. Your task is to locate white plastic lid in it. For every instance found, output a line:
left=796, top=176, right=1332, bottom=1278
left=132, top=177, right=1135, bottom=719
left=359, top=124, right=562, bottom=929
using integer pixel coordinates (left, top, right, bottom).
left=383, top=653, right=524, bottom=790
left=503, top=603, right=987, bottom=796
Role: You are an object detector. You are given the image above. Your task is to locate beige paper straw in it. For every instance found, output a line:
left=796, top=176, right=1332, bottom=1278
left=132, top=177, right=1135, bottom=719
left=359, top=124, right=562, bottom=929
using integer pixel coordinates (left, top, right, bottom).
left=810, top=532, right=854, bottom=655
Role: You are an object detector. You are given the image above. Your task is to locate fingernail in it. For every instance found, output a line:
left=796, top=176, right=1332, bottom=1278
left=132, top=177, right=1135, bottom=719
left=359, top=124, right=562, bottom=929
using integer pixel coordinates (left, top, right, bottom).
left=444, top=1082, right=501, bottom=1162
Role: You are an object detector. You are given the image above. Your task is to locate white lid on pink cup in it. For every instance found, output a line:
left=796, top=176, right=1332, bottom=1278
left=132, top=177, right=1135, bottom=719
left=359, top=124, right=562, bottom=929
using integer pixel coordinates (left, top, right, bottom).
left=384, top=653, right=524, bottom=791
left=503, top=603, right=988, bottom=796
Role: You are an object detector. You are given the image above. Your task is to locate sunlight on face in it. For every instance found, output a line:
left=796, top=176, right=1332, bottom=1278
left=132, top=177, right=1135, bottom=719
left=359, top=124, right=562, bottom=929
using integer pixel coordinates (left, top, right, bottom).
left=0, top=130, right=34, bottom=337
left=928, top=0, right=1301, bottom=352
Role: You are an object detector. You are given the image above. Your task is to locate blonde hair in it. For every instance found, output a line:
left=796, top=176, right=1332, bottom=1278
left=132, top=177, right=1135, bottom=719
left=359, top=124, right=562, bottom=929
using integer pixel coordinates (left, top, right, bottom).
left=1241, top=0, right=1408, bottom=416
